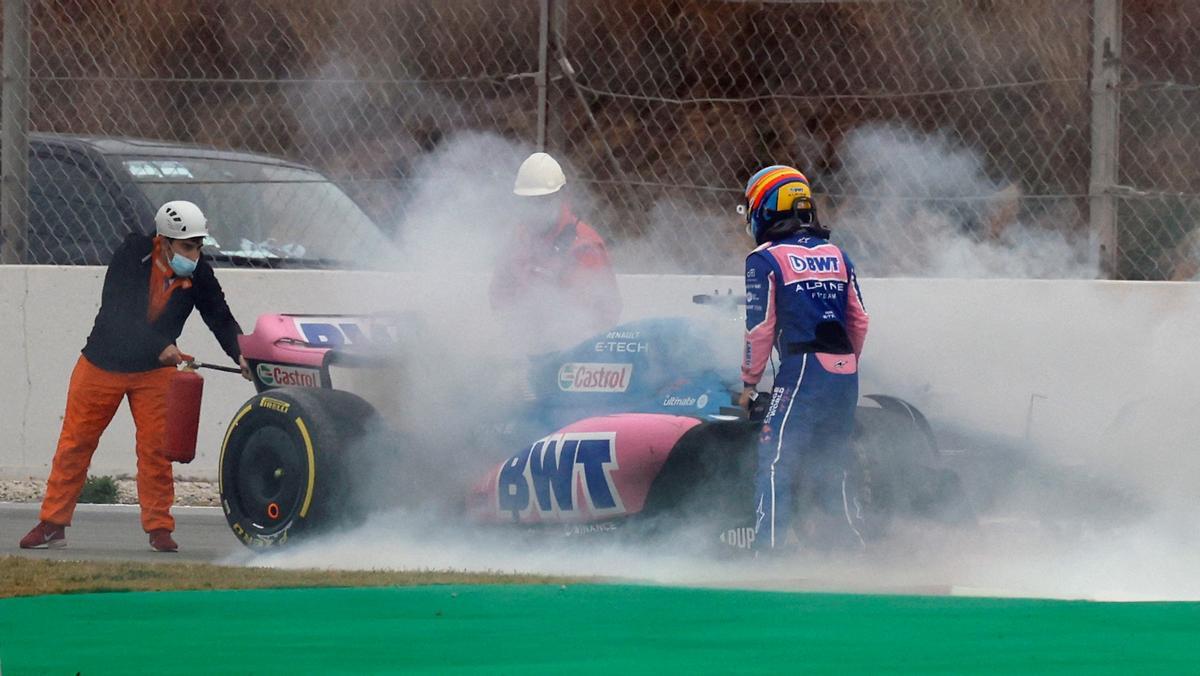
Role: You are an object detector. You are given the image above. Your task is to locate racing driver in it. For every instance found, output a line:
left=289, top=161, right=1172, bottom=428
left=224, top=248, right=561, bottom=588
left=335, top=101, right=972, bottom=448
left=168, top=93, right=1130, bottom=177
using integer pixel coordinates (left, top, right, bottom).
left=737, top=166, right=870, bottom=554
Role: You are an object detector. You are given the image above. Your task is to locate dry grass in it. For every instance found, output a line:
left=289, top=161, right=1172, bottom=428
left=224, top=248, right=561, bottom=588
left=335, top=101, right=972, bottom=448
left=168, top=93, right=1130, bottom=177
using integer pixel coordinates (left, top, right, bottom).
left=0, top=556, right=582, bottom=599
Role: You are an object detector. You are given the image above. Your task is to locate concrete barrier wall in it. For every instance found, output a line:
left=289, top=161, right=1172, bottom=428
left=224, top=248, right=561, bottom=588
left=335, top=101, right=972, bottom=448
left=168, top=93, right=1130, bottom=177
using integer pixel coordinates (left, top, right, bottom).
left=2, top=267, right=1198, bottom=485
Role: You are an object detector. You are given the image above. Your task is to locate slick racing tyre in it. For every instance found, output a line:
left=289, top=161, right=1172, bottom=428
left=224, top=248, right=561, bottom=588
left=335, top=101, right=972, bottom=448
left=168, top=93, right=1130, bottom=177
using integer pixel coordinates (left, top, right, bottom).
left=219, top=388, right=380, bottom=549
left=852, top=395, right=973, bottom=537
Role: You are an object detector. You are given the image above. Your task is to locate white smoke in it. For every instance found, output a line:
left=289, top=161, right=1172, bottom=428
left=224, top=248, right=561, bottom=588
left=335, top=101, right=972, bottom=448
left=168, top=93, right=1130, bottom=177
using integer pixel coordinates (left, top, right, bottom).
left=226, top=128, right=1200, bottom=603
left=830, top=124, right=1097, bottom=279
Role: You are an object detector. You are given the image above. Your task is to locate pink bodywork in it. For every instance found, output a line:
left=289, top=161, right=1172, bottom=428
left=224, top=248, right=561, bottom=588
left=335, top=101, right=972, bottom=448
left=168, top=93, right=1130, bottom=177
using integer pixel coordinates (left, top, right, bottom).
left=467, top=413, right=702, bottom=524
left=238, top=314, right=327, bottom=368
left=239, top=314, right=404, bottom=370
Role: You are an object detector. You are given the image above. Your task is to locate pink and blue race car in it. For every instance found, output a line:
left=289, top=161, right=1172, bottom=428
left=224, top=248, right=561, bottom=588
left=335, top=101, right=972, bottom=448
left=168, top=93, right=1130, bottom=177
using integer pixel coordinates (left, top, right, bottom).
left=219, top=312, right=971, bottom=551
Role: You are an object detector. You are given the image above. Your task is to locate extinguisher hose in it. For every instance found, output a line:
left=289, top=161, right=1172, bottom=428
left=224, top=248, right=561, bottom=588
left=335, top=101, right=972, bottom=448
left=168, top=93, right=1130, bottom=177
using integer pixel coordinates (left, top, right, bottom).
left=185, top=360, right=243, bottom=375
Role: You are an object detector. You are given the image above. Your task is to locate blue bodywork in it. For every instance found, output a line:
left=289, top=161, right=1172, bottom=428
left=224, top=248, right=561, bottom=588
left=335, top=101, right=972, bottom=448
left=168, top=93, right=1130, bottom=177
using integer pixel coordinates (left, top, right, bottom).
left=524, top=317, right=739, bottom=431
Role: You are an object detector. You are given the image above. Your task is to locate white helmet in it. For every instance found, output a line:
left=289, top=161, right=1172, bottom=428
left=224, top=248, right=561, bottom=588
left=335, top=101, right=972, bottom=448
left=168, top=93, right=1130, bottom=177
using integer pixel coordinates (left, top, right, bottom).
left=154, top=200, right=209, bottom=239
left=513, top=152, right=566, bottom=196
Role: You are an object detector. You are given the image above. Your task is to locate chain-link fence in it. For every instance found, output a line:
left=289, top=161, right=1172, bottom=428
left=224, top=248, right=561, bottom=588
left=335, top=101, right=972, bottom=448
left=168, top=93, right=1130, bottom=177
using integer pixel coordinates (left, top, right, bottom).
left=1, top=0, right=1197, bottom=278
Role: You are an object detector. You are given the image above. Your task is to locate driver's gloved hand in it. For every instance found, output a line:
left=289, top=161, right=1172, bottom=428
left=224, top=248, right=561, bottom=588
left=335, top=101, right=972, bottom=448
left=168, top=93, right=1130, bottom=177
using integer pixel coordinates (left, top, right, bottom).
left=748, top=391, right=770, bottom=422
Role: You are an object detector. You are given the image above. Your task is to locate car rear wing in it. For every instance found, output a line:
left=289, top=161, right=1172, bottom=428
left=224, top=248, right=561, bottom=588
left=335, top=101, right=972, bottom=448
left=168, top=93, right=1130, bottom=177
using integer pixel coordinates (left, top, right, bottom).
left=237, top=313, right=412, bottom=393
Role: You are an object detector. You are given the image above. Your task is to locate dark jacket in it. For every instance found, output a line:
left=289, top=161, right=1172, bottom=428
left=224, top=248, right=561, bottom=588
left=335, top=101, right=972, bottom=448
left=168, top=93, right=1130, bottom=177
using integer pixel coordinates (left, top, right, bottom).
left=82, top=233, right=242, bottom=373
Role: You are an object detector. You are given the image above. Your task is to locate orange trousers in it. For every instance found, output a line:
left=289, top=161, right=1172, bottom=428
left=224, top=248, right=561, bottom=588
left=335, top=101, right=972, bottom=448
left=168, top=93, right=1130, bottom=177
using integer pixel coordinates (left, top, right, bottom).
left=41, top=355, right=177, bottom=532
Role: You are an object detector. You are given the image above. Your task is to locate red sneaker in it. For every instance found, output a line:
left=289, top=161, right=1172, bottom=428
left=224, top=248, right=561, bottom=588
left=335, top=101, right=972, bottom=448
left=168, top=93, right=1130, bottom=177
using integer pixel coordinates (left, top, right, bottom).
left=19, top=521, right=66, bottom=549
left=148, top=529, right=178, bottom=552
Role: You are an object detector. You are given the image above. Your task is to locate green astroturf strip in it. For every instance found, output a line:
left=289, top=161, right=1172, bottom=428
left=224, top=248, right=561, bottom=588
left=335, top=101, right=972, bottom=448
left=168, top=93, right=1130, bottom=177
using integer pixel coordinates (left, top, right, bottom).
left=1, top=585, right=1198, bottom=675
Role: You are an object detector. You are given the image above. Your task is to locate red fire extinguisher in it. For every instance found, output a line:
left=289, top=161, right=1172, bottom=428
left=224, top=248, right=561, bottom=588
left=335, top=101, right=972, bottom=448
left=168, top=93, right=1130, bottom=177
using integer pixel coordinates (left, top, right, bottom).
left=165, top=366, right=204, bottom=463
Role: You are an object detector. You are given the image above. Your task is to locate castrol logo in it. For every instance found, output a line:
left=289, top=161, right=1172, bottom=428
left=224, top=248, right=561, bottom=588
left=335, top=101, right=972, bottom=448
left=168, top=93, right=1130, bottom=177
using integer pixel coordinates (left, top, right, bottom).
left=557, top=362, right=634, bottom=393
left=256, top=363, right=321, bottom=388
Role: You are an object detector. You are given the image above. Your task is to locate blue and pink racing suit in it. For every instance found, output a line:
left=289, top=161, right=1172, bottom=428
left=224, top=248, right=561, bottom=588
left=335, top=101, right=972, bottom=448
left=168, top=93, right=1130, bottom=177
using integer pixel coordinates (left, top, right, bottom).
left=742, top=230, right=869, bottom=551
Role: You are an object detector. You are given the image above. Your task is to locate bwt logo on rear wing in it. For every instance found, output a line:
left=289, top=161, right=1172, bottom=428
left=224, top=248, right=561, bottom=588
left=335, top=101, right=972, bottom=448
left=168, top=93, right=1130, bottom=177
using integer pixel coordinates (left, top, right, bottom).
left=292, top=316, right=405, bottom=348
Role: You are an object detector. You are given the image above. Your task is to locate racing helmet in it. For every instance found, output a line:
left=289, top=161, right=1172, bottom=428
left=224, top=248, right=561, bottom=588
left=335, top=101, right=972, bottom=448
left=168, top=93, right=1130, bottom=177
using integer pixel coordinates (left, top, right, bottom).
left=154, top=200, right=209, bottom=239
left=740, top=165, right=815, bottom=243
left=513, top=152, right=566, bottom=196
left=743, top=164, right=793, bottom=200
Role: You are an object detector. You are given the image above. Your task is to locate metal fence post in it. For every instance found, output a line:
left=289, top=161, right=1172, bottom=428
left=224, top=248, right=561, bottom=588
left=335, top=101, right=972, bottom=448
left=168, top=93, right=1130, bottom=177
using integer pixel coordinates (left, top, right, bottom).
left=536, top=0, right=550, bottom=152
left=547, top=0, right=567, bottom=155
left=1089, top=0, right=1122, bottom=278
left=2, top=0, right=31, bottom=264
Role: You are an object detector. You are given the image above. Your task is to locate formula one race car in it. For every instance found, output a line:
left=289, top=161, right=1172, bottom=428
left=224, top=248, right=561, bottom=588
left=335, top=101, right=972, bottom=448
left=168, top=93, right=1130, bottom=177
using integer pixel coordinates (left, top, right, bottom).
left=218, top=312, right=971, bottom=550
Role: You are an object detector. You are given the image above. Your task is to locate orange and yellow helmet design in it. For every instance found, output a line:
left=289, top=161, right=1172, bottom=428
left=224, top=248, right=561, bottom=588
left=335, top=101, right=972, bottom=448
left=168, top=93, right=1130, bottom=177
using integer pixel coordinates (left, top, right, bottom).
left=742, top=165, right=814, bottom=241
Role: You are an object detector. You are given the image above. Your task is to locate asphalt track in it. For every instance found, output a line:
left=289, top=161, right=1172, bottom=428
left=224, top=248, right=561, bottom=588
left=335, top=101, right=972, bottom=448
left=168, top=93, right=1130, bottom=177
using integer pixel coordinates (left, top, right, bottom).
left=0, top=502, right=237, bottom=563
left=0, top=503, right=967, bottom=595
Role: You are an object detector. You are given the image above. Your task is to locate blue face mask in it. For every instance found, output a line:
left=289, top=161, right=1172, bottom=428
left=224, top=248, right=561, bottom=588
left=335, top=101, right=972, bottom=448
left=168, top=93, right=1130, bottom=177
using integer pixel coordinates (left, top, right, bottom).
left=169, top=252, right=198, bottom=277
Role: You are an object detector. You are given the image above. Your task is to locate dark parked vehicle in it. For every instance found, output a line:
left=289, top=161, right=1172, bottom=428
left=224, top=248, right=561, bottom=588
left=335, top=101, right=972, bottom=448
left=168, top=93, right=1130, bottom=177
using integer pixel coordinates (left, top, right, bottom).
left=13, top=133, right=391, bottom=266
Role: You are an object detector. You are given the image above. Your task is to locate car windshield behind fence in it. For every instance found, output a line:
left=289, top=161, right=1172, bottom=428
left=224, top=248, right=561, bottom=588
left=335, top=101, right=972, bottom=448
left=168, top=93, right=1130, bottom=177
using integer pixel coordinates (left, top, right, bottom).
left=123, top=156, right=392, bottom=265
